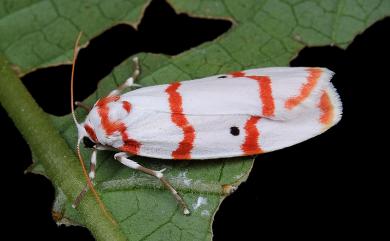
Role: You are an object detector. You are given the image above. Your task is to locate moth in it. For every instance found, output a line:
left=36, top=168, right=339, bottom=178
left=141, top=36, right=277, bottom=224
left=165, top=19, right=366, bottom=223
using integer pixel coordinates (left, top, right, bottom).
left=70, top=34, right=342, bottom=218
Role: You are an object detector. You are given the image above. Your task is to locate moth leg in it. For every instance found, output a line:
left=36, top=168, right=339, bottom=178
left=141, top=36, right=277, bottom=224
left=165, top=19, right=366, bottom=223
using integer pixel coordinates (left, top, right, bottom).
left=114, top=152, right=190, bottom=215
left=109, top=57, right=142, bottom=96
left=75, top=101, right=92, bottom=112
left=72, top=148, right=98, bottom=208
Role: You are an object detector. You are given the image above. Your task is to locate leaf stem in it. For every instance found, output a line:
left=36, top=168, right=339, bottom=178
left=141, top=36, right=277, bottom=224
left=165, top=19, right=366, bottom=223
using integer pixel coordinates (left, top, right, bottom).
left=99, top=177, right=236, bottom=195
left=0, top=56, right=127, bottom=241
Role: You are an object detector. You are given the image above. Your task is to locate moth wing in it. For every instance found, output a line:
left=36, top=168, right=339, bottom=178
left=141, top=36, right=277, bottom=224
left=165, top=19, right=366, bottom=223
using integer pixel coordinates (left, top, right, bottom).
left=117, top=67, right=342, bottom=159
left=122, top=67, right=341, bottom=122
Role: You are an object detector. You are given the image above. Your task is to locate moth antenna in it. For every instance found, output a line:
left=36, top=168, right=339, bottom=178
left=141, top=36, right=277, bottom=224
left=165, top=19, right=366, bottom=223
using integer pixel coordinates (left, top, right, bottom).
left=71, top=33, right=116, bottom=225
left=70, top=32, right=83, bottom=128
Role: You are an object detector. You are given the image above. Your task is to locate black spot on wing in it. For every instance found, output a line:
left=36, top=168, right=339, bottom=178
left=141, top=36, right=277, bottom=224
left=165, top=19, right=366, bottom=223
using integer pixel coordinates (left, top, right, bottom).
left=230, top=126, right=240, bottom=136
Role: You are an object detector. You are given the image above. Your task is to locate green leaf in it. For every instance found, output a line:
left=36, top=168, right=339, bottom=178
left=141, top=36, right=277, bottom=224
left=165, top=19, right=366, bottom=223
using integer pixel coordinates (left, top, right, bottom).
left=1, top=1, right=389, bottom=241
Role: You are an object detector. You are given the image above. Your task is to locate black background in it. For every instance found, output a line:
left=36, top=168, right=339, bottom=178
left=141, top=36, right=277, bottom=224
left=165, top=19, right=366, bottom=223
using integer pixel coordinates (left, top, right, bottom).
left=1, top=0, right=387, bottom=240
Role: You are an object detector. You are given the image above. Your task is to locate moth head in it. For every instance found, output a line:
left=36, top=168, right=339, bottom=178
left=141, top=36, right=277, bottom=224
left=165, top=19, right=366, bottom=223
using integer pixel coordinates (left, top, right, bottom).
left=79, top=95, right=133, bottom=149
left=78, top=104, right=107, bottom=147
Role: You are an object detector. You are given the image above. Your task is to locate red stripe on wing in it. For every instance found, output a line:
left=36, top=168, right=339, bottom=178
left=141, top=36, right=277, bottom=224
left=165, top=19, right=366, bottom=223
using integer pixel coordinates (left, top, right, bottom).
left=230, top=71, right=245, bottom=77
left=229, top=70, right=275, bottom=117
left=241, top=116, right=263, bottom=155
left=247, top=76, right=275, bottom=117
left=122, top=101, right=131, bottom=113
left=285, top=67, right=323, bottom=110
left=318, top=91, right=334, bottom=125
left=166, top=82, right=195, bottom=160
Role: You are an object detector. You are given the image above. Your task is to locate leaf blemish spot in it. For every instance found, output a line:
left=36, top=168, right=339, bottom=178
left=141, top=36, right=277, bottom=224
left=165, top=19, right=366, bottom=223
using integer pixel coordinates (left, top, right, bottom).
left=201, top=210, right=210, bottom=217
left=175, top=171, right=192, bottom=186
left=192, top=196, right=208, bottom=210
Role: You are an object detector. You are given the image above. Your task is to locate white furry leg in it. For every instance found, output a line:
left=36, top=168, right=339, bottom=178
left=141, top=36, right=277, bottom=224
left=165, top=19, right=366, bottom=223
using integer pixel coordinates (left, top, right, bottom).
left=114, top=152, right=190, bottom=215
left=74, top=101, right=91, bottom=112
left=72, top=148, right=98, bottom=208
left=109, top=57, right=142, bottom=96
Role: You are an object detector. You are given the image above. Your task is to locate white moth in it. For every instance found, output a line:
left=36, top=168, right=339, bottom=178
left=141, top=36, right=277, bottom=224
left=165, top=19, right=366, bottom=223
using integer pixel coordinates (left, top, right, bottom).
left=69, top=34, right=342, bottom=218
